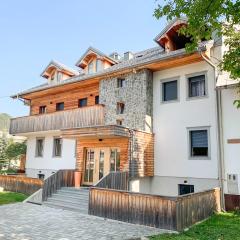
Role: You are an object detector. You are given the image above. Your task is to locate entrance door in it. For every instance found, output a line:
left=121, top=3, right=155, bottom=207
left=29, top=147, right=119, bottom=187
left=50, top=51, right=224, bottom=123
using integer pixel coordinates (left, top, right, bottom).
left=83, top=148, right=120, bottom=185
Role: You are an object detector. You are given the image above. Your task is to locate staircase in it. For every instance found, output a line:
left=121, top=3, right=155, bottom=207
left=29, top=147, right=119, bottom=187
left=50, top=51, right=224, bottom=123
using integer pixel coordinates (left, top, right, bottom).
left=43, top=187, right=89, bottom=214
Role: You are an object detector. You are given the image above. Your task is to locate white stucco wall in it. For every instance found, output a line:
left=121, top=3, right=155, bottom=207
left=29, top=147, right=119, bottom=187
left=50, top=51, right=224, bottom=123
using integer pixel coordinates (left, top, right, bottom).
left=221, top=88, right=240, bottom=194
left=152, top=61, right=219, bottom=195
left=25, top=132, right=76, bottom=179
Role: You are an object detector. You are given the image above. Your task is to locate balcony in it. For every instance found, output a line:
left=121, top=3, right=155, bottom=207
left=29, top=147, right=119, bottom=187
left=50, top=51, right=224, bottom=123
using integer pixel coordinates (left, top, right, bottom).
left=10, top=105, right=105, bottom=135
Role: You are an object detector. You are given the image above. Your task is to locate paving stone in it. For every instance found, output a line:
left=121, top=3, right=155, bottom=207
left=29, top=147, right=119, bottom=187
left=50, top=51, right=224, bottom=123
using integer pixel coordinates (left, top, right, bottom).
left=0, top=203, right=171, bottom=240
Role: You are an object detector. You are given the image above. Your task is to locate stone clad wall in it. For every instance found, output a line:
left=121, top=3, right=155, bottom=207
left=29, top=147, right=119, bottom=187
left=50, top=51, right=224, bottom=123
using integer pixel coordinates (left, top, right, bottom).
left=99, top=69, right=153, bottom=132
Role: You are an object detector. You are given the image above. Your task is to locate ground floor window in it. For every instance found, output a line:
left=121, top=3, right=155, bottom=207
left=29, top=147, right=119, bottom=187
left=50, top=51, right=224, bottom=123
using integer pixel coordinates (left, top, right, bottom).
left=35, top=138, right=44, bottom=157
left=53, top=138, right=62, bottom=157
left=179, top=184, right=194, bottom=195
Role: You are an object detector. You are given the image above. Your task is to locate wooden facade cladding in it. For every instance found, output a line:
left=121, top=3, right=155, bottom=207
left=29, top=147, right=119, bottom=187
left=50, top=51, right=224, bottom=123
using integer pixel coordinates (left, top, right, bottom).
left=75, top=137, right=130, bottom=184
left=30, top=81, right=99, bottom=115
left=10, top=105, right=104, bottom=135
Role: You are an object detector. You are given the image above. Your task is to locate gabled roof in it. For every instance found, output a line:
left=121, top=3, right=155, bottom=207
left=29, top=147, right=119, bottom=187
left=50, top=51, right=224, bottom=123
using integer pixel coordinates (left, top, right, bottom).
left=154, top=17, right=188, bottom=46
left=75, top=46, right=118, bottom=68
left=41, top=60, right=80, bottom=78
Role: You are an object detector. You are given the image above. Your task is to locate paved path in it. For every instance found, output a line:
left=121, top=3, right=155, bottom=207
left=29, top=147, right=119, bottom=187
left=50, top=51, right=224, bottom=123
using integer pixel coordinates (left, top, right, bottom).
left=0, top=203, right=170, bottom=240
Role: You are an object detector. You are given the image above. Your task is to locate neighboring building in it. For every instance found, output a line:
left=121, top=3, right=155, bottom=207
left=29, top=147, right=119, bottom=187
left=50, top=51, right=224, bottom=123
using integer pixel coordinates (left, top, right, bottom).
left=10, top=18, right=239, bottom=200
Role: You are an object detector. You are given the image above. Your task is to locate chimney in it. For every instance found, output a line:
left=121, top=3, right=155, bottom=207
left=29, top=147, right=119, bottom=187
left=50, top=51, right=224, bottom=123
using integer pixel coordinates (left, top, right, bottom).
left=124, top=51, right=134, bottom=61
left=109, top=52, right=121, bottom=61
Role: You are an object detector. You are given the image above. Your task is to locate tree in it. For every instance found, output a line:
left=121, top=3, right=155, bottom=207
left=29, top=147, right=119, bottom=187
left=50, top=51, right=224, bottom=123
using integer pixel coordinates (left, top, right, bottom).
left=154, top=0, right=240, bottom=107
left=5, top=142, right=27, bottom=161
left=0, top=138, right=8, bottom=169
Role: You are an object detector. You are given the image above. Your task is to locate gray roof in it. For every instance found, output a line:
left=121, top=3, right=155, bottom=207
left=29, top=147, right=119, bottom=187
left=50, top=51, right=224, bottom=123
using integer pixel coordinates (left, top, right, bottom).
left=40, top=60, right=80, bottom=77
left=12, top=46, right=200, bottom=98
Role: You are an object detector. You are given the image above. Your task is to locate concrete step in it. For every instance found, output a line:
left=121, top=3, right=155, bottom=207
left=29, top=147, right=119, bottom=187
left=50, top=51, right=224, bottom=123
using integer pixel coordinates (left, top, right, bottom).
left=47, top=197, right=89, bottom=206
left=44, top=202, right=88, bottom=214
left=51, top=193, right=89, bottom=202
left=57, top=189, right=89, bottom=196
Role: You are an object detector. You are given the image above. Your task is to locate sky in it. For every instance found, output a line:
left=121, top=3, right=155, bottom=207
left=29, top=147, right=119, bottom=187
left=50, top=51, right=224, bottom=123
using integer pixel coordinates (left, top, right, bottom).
left=0, top=0, right=165, bottom=117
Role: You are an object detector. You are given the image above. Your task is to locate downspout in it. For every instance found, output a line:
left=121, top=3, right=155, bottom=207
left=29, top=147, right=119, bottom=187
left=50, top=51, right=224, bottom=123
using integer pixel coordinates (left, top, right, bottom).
left=199, top=50, right=226, bottom=210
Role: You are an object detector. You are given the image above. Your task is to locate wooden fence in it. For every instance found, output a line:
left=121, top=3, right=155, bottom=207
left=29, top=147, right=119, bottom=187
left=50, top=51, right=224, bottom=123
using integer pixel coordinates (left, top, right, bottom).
left=42, top=170, right=75, bottom=201
left=89, top=187, right=221, bottom=231
left=95, top=171, right=129, bottom=191
left=0, top=175, right=43, bottom=195
left=225, top=194, right=240, bottom=211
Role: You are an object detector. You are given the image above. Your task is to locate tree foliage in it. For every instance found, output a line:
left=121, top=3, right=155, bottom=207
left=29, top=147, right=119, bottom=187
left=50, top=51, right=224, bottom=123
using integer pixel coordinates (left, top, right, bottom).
left=5, top=142, right=27, bottom=160
left=154, top=0, right=240, bottom=106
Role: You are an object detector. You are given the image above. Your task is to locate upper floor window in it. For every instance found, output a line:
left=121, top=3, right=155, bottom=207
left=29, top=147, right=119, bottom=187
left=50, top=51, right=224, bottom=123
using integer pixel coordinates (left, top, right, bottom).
left=35, top=138, right=44, bottom=157
left=117, top=78, right=126, bottom=88
left=189, top=129, right=209, bottom=159
left=79, top=98, right=88, bottom=108
left=162, top=80, right=178, bottom=102
left=56, top=102, right=64, bottom=111
left=88, top=60, right=94, bottom=74
left=116, top=119, right=123, bottom=126
left=95, top=96, right=99, bottom=105
left=53, top=137, right=62, bottom=157
left=188, top=74, right=206, bottom=98
left=117, top=102, right=125, bottom=114
left=96, top=59, right=103, bottom=72
left=39, top=106, right=47, bottom=114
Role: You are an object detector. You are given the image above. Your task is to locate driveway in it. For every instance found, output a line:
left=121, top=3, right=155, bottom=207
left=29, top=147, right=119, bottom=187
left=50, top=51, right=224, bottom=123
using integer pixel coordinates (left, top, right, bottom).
left=0, top=203, right=170, bottom=240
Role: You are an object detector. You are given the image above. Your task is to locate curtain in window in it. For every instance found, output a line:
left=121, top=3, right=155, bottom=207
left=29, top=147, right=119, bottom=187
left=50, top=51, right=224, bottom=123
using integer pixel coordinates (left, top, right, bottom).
left=54, top=138, right=62, bottom=156
left=189, top=75, right=205, bottom=97
left=191, top=130, right=208, bottom=147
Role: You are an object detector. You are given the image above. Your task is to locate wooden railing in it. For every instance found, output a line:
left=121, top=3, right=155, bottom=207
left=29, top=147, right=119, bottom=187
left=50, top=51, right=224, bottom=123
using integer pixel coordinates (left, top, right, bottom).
left=95, top=171, right=129, bottom=191
left=10, top=105, right=105, bottom=134
left=89, top=187, right=221, bottom=231
left=0, top=175, right=43, bottom=195
left=42, top=170, right=75, bottom=201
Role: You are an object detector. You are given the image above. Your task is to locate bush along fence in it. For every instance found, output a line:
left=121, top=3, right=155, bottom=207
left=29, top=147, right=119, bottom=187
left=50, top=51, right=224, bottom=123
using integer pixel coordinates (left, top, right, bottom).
left=89, top=187, right=221, bottom=231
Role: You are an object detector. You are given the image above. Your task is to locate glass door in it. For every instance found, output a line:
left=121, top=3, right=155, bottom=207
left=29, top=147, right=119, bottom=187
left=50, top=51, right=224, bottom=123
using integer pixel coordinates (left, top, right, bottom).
left=84, top=149, right=95, bottom=185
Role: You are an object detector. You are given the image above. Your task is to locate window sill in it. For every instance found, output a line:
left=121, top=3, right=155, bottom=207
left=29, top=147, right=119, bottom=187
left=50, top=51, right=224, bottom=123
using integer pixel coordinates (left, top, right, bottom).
left=188, top=156, right=211, bottom=160
left=161, top=99, right=179, bottom=104
left=186, top=95, right=208, bottom=101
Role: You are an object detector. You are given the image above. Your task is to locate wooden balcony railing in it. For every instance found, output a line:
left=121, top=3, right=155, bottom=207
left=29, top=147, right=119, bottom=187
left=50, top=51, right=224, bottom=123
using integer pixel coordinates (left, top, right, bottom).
left=10, top=105, right=105, bottom=135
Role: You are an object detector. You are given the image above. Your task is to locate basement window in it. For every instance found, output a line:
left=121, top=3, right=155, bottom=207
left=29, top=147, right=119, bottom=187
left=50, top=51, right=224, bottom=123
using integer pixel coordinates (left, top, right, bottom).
left=179, top=184, right=194, bottom=195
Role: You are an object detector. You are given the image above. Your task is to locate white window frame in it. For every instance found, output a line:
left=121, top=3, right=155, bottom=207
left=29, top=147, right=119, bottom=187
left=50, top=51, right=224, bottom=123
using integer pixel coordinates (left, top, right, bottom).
left=187, top=126, right=211, bottom=160
left=160, top=77, right=180, bottom=104
left=186, top=71, right=208, bottom=100
left=35, top=138, right=45, bottom=158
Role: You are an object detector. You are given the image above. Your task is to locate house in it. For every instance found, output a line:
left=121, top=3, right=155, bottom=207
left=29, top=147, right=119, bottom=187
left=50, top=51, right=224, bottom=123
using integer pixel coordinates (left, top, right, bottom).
left=10, top=18, right=240, bottom=202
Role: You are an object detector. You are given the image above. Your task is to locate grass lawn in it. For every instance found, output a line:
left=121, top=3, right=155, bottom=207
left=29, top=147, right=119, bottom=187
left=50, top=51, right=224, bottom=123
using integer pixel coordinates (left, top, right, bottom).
left=0, top=191, right=28, bottom=205
left=151, top=212, right=240, bottom=240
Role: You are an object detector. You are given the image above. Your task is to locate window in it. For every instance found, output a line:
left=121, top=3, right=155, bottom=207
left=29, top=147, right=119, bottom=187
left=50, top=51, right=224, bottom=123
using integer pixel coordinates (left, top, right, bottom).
left=88, top=60, right=94, bottom=74
left=78, top=98, right=88, bottom=108
left=95, top=96, right=99, bottom=105
left=162, top=80, right=178, bottom=102
left=53, top=138, right=62, bottom=157
left=117, top=102, right=125, bottom=114
left=117, top=78, right=126, bottom=88
left=56, top=102, right=64, bottom=111
left=116, top=119, right=123, bottom=126
left=110, top=149, right=120, bottom=172
left=179, top=184, right=194, bottom=195
left=96, top=59, right=103, bottom=72
left=39, top=106, right=47, bottom=114
left=189, top=129, right=209, bottom=158
left=35, top=138, right=44, bottom=157
left=188, top=74, right=206, bottom=98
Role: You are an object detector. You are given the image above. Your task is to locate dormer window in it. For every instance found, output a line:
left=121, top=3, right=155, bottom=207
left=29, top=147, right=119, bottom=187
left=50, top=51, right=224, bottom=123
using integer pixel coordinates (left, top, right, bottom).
left=96, top=59, right=103, bottom=72
left=88, top=60, right=94, bottom=74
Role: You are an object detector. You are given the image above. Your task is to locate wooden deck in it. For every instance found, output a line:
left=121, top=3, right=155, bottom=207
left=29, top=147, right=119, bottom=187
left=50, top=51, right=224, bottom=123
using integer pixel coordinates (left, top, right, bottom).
left=9, top=105, right=104, bottom=135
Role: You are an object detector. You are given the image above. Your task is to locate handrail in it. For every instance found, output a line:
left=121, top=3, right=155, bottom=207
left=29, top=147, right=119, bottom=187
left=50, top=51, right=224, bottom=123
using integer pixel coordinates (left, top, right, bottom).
left=42, top=169, right=75, bottom=201
left=94, top=171, right=129, bottom=191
